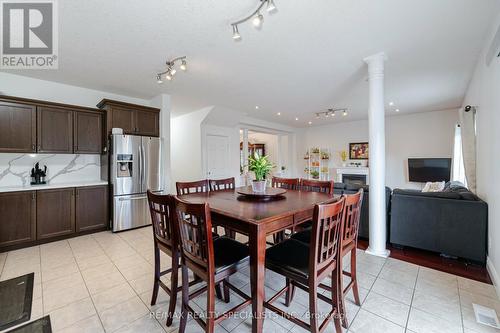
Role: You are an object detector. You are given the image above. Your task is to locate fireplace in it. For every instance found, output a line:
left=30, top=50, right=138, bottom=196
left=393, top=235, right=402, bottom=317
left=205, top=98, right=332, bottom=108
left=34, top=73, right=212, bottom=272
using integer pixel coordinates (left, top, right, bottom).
left=342, top=174, right=367, bottom=186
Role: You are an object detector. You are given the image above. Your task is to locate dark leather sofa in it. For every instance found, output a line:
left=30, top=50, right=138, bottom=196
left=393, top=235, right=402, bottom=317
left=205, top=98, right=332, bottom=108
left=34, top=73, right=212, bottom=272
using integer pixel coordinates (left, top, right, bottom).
left=390, top=187, right=488, bottom=264
left=333, top=183, right=391, bottom=239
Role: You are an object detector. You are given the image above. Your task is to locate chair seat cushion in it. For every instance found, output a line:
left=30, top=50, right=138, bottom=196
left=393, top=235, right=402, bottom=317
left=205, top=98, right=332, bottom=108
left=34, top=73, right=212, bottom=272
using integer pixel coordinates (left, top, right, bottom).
left=265, top=239, right=310, bottom=280
left=290, top=229, right=311, bottom=244
left=213, top=237, right=249, bottom=273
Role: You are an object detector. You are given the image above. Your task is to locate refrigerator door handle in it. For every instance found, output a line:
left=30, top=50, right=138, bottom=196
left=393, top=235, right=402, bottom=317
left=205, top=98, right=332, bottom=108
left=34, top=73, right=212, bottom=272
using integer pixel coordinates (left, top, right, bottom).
left=141, top=140, right=146, bottom=191
left=138, top=143, right=143, bottom=191
left=118, top=196, right=147, bottom=201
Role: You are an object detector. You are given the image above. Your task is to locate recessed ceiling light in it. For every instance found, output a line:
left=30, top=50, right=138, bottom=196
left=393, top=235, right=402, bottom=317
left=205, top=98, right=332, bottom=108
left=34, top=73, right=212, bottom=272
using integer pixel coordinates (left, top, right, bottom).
left=255, top=106, right=259, bottom=110
left=277, top=112, right=281, bottom=116
left=395, top=108, right=400, bottom=112
left=308, top=121, right=312, bottom=125
left=295, top=117, right=299, bottom=121
left=389, top=102, right=394, bottom=106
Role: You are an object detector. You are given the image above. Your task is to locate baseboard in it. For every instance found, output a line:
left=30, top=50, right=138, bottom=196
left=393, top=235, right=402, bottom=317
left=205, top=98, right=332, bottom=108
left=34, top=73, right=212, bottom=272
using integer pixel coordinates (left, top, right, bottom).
left=487, top=256, right=500, bottom=299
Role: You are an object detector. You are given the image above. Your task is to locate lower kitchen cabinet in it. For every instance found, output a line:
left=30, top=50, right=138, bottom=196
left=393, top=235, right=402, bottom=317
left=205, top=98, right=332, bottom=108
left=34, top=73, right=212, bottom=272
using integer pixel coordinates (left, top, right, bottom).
left=0, top=191, right=36, bottom=248
left=36, top=188, right=75, bottom=240
left=75, top=185, right=109, bottom=232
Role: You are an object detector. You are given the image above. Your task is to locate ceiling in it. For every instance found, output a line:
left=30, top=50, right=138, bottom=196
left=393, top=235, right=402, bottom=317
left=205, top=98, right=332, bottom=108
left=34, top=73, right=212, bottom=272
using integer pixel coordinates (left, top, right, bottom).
left=3, top=0, right=499, bottom=127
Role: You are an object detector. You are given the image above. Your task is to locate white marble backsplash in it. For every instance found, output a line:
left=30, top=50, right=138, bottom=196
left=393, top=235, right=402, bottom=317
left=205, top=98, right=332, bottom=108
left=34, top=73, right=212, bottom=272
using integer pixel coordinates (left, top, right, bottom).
left=0, top=153, right=101, bottom=187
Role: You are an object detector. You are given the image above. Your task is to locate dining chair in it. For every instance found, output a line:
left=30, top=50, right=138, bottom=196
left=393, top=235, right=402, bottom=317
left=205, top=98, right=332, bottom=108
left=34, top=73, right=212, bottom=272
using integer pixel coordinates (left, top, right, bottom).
left=174, top=197, right=252, bottom=333
left=264, top=197, right=345, bottom=333
left=300, top=179, right=334, bottom=195
left=176, top=179, right=210, bottom=195
left=272, top=176, right=300, bottom=190
left=209, top=177, right=237, bottom=239
left=289, top=189, right=364, bottom=328
left=293, top=179, right=335, bottom=233
left=147, top=190, right=181, bottom=327
left=209, top=177, right=235, bottom=191
left=271, top=176, right=301, bottom=243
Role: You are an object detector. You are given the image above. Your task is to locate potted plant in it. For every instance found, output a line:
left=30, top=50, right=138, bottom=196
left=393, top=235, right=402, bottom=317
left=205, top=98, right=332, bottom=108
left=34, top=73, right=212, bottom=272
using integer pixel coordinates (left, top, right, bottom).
left=248, top=152, right=275, bottom=193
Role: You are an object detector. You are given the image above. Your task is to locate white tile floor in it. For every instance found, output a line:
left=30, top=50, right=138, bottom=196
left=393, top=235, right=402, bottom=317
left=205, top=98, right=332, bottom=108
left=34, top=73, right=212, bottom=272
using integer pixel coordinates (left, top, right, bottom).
left=0, top=227, right=498, bottom=333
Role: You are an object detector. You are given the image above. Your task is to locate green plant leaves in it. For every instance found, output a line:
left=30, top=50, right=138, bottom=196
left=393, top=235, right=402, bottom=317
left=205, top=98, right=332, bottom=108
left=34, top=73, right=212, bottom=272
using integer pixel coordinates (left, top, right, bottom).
left=248, top=152, right=275, bottom=181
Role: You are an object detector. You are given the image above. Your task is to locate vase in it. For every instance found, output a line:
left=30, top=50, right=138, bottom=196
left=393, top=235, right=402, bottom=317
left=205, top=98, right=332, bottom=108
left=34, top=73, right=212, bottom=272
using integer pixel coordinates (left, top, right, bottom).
left=251, top=180, right=267, bottom=193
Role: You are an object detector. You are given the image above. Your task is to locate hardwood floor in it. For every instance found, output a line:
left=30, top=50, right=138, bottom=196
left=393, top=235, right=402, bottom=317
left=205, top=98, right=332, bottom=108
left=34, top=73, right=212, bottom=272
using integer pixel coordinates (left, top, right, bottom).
left=357, top=239, right=492, bottom=284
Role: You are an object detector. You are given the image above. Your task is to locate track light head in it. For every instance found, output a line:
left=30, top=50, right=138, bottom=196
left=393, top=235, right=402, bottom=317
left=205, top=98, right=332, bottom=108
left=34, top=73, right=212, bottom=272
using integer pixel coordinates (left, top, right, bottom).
left=342, top=110, right=348, bottom=116
left=156, top=74, right=163, bottom=84
left=266, top=0, right=277, bottom=13
left=252, top=12, right=264, bottom=28
left=170, top=68, right=177, bottom=76
left=180, top=60, right=187, bottom=71
left=232, top=25, right=241, bottom=40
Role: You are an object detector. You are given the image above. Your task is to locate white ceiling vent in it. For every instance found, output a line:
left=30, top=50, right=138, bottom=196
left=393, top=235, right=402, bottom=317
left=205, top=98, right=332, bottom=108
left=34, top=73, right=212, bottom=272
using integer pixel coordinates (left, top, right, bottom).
left=486, top=23, right=500, bottom=66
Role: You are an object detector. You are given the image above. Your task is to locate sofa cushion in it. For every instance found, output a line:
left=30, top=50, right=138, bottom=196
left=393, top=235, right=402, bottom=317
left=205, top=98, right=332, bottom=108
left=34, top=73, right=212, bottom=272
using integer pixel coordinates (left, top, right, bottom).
left=393, top=189, right=462, bottom=200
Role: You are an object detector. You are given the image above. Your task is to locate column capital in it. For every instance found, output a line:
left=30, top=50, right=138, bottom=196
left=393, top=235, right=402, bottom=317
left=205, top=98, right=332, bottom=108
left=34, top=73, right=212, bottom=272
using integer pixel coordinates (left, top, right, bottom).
left=363, top=52, right=388, bottom=64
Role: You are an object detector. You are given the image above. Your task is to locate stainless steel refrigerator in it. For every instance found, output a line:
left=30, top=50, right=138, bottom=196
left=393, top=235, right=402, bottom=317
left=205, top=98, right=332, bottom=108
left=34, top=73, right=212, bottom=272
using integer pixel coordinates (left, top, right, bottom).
left=111, top=134, right=162, bottom=232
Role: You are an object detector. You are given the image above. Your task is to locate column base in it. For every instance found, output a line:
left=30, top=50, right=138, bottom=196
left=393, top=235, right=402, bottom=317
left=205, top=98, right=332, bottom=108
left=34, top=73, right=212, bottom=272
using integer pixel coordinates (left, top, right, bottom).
left=365, top=247, right=390, bottom=258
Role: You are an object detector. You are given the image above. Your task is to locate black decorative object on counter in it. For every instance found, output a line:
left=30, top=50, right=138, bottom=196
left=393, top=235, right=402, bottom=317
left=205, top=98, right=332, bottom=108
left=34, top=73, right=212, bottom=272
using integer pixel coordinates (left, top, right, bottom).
left=30, top=162, right=47, bottom=185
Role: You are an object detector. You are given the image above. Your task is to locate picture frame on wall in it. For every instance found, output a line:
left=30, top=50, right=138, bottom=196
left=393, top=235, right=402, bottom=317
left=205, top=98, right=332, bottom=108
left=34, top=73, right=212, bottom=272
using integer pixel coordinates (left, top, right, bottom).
left=349, top=142, right=369, bottom=160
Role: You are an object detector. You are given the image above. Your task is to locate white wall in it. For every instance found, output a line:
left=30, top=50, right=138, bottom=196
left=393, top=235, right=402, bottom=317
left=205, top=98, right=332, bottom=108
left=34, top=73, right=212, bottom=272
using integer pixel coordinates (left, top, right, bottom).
left=170, top=107, right=211, bottom=186
left=0, top=73, right=148, bottom=107
left=296, top=109, right=458, bottom=189
left=462, top=14, right=500, bottom=289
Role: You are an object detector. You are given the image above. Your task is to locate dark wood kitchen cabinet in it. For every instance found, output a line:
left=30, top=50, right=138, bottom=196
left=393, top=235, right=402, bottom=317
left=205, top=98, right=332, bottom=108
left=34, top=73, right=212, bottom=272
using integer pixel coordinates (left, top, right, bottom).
left=0, top=101, right=36, bottom=153
left=36, top=188, right=75, bottom=240
left=74, top=111, right=103, bottom=154
left=97, top=99, right=160, bottom=137
left=37, top=106, right=74, bottom=153
left=75, top=185, right=108, bottom=232
left=135, top=109, right=159, bottom=136
left=0, top=191, right=36, bottom=248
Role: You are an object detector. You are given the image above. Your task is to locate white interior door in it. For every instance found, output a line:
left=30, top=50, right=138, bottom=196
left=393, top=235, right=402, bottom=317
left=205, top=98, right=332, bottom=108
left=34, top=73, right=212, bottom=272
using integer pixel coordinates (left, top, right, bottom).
left=206, top=134, right=230, bottom=179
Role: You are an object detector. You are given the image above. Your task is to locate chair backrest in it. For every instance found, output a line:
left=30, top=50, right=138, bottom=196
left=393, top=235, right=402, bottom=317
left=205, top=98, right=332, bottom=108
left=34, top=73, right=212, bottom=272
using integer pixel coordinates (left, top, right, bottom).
left=147, top=190, right=176, bottom=248
left=341, top=189, right=364, bottom=248
left=300, top=179, right=334, bottom=195
left=309, top=197, right=345, bottom=276
left=176, top=179, right=209, bottom=195
left=173, top=197, right=215, bottom=275
left=271, top=176, right=300, bottom=190
left=210, top=177, right=235, bottom=191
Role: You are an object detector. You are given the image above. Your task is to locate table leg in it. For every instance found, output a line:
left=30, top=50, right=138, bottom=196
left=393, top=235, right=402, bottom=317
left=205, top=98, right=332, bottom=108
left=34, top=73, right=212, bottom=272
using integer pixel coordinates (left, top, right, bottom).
left=249, top=224, right=266, bottom=333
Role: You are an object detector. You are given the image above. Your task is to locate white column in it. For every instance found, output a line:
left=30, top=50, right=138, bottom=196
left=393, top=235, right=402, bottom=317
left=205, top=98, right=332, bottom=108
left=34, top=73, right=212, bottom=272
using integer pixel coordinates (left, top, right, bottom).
left=363, top=52, right=390, bottom=258
left=242, top=128, right=249, bottom=186
left=150, top=94, right=172, bottom=193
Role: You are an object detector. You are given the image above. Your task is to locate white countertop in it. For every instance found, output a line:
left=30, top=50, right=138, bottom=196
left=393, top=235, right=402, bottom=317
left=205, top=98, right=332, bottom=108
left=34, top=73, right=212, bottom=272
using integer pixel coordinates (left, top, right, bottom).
left=0, top=180, right=108, bottom=193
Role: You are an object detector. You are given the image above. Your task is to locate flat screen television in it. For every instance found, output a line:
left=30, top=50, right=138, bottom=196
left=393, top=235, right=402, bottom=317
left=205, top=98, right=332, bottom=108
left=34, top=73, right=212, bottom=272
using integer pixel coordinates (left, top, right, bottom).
left=408, top=158, right=452, bottom=182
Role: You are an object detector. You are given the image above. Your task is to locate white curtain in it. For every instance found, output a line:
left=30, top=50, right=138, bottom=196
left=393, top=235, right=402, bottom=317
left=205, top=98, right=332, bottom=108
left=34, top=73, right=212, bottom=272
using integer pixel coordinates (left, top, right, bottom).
left=459, top=108, right=477, bottom=192
left=452, top=124, right=467, bottom=186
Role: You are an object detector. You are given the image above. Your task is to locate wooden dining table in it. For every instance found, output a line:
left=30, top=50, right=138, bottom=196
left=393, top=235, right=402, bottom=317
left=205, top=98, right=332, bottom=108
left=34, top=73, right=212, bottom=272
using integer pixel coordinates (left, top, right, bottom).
left=179, top=186, right=338, bottom=333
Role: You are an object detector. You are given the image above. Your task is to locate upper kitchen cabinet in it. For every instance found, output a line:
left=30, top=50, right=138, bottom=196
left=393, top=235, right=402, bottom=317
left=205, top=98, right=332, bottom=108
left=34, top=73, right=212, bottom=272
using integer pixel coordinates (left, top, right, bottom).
left=0, top=95, right=105, bottom=154
left=37, top=106, right=74, bottom=153
left=0, top=100, right=36, bottom=153
left=74, top=111, right=103, bottom=154
left=97, top=99, right=160, bottom=137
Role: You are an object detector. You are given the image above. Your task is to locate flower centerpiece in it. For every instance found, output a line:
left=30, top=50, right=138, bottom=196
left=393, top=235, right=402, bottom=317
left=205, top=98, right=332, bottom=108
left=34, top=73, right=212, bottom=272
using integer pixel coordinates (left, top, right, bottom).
left=248, top=152, right=275, bottom=193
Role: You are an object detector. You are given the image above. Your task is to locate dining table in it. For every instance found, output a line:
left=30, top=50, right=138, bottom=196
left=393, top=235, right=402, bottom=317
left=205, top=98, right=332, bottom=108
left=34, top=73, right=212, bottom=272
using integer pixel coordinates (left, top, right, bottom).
left=179, top=186, right=338, bottom=333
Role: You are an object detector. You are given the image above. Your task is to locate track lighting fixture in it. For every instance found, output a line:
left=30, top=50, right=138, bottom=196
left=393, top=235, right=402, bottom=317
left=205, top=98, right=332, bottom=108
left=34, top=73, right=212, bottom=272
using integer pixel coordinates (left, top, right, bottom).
left=156, top=56, right=187, bottom=83
left=314, top=108, right=348, bottom=119
left=230, top=0, right=277, bottom=41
